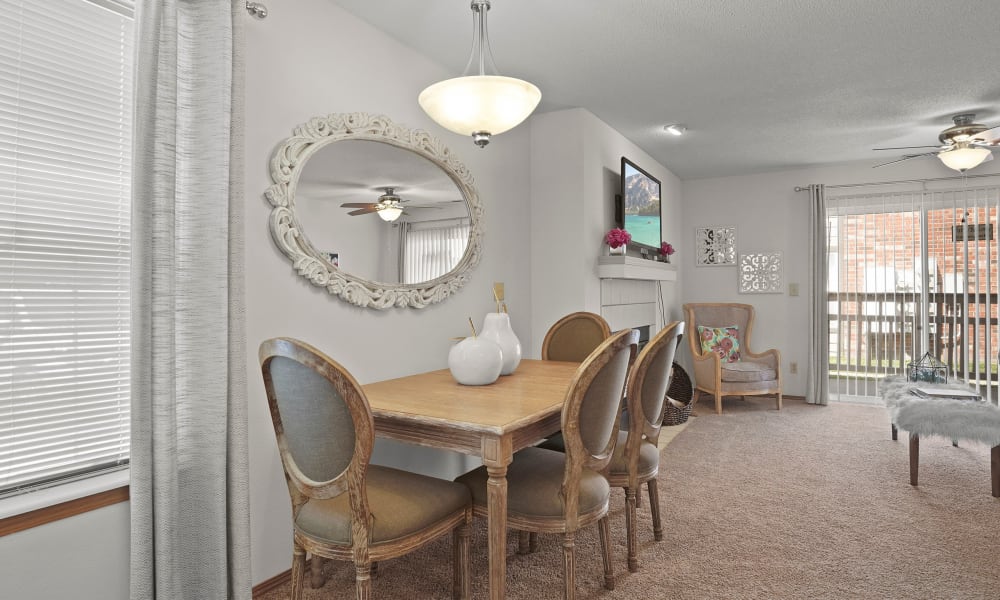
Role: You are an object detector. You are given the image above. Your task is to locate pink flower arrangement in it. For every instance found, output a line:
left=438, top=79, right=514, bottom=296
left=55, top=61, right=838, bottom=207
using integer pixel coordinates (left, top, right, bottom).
left=659, top=241, right=675, bottom=256
left=604, top=228, right=631, bottom=249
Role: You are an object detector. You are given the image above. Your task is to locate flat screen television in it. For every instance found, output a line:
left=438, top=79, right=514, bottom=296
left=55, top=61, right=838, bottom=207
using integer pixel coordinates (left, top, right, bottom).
left=615, top=156, right=661, bottom=253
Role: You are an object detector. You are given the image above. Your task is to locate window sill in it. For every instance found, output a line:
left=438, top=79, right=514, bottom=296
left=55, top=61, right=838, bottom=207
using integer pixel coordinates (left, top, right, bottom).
left=0, top=470, right=130, bottom=536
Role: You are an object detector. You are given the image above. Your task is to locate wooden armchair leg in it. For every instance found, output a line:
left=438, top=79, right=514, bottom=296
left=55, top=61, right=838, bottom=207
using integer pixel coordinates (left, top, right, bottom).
left=625, top=488, right=639, bottom=573
left=562, top=532, right=577, bottom=600
left=529, top=532, right=539, bottom=552
left=453, top=511, right=471, bottom=600
left=714, top=391, right=723, bottom=415
left=598, top=517, right=615, bottom=590
left=517, top=530, right=531, bottom=555
left=291, top=542, right=307, bottom=600
left=648, top=477, right=663, bottom=542
left=776, top=392, right=783, bottom=410
left=355, top=562, right=372, bottom=600
left=310, top=554, right=328, bottom=589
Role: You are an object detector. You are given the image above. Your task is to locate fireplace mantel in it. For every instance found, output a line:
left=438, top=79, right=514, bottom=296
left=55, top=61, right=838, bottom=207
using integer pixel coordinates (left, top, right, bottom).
left=596, top=255, right=677, bottom=281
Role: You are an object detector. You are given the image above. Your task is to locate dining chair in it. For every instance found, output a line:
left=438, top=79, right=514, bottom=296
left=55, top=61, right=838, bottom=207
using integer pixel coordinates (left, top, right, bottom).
left=457, top=328, right=638, bottom=599
left=541, top=311, right=612, bottom=362
left=536, top=311, right=613, bottom=456
left=605, top=321, right=684, bottom=572
left=259, top=337, right=473, bottom=600
left=683, top=302, right=782, bottom=415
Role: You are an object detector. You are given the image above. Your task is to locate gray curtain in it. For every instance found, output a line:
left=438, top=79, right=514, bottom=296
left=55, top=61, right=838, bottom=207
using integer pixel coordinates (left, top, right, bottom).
left=130, top=1, right=251, bottom=598
left=806, top=184, right=830, bottom=405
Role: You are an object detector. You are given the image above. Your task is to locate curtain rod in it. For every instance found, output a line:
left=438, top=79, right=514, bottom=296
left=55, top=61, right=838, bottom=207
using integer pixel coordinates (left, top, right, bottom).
left=794, top=171, right=1000, bottom=192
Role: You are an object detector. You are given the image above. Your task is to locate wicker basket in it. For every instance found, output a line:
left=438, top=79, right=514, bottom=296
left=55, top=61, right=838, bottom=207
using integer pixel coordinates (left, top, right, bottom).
left=663, top=362, right=694, bottom=426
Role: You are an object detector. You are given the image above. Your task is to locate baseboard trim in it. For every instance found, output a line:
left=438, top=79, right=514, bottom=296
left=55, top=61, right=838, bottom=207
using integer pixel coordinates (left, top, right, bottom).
left=252, top=568, right=291, bottom=598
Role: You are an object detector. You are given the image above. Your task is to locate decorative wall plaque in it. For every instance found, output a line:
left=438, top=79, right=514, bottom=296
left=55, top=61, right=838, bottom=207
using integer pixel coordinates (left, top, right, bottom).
left=739, top=252, right=783, bottom=294
left=695, top=226, right=736, bottom=266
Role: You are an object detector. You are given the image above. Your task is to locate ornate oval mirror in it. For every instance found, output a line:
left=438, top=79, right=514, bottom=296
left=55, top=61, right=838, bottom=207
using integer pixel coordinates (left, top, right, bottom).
left=264, top=113, right=483, bottom=309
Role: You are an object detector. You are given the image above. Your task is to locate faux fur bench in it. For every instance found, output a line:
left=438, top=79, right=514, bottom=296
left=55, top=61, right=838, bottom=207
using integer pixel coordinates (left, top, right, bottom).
left=879, top=377, right=1000, bottom=498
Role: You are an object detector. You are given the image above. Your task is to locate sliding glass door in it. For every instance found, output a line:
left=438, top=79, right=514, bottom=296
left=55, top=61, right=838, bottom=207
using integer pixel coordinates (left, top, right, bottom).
left=826, top=185, right=1000, bottom=404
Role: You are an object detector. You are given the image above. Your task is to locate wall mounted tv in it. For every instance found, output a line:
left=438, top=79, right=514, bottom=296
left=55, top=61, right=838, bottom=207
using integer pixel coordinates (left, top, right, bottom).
left=615, top=156, right=661, bottom=252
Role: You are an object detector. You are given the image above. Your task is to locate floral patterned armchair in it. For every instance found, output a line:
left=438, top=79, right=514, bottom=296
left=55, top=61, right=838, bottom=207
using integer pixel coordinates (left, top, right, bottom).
left=683, top=303, right=782, bottom=415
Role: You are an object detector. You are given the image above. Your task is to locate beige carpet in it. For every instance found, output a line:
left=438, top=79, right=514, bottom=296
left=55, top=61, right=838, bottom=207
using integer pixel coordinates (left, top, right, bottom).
left=258, top=398, right=1000, bottom=599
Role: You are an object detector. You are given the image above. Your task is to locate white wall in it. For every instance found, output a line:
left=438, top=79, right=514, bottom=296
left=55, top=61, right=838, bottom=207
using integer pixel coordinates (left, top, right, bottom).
left=529, top=108, right=684, bottom=354
left=243, top=0, right=533, bottom=585
left=681, top=158, right=1000, bottom=395
left=0, top=503, right=130, bottom=599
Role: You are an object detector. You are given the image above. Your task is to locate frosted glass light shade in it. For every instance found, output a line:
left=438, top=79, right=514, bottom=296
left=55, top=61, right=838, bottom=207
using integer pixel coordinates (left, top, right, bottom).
left=377, top=206, right=403, bottom=222
left=419, top=75, right=541, bottom=138
left=938, top=146, right=992, bottom=172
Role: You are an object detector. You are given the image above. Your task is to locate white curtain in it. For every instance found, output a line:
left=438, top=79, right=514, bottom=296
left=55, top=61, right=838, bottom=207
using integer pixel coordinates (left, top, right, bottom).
left=129, top=2, right=251, bottom=599
left=807, top=184, right=830, bottom=405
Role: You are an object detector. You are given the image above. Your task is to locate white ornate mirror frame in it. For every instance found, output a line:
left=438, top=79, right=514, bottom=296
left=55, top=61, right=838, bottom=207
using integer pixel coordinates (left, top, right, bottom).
left=264, top=113, right=483, bottom=309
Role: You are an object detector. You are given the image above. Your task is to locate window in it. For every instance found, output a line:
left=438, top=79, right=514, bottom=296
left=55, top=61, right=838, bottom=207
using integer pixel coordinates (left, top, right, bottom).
left=402, top=219, right=471, bottom=284
left=0, top=0, right=134, bottom=497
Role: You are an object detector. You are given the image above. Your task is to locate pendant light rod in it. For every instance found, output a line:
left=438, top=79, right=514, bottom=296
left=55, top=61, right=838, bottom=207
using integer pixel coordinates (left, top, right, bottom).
left=418, top=0, right=540, bottom=148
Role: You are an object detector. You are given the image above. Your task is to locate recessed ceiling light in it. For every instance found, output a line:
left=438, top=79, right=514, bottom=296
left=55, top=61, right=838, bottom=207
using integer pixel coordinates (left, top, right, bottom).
left=664, top=124, right=686, bottom=136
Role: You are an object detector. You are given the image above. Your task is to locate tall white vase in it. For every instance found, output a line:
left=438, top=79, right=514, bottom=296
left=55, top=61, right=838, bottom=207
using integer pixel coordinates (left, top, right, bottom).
left=480, top=312, right=522, bottom=376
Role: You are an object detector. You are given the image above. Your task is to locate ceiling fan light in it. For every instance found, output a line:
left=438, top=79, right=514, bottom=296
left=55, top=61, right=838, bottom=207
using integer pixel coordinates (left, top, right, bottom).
left=938, top=146, right=992, bottom=172
left=377, top=206, right=403, bottom=222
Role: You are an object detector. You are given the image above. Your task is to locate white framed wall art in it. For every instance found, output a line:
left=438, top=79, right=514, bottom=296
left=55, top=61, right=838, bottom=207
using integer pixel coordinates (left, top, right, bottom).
left=695, top=226, right=737, bottom=266
left=738, top=252, right=783, bottom=294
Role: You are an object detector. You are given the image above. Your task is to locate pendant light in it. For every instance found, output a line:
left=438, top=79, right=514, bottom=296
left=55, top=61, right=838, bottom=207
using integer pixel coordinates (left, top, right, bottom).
left=418, top=0, right=541, bottom=148
left=938, top=142, right=993, bottom=172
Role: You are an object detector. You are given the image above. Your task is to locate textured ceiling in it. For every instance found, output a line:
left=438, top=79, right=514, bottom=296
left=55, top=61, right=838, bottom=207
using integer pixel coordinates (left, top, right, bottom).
left=330, top=0, right=1000, bottom=180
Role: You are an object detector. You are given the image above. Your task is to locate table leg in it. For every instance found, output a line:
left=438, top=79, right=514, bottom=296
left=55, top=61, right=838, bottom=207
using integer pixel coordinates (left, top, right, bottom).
left=909, top=434, right=919, bottom=487
left=482, top=436, right=512, bottom=600
left=991, top=445, right=999, bottom=498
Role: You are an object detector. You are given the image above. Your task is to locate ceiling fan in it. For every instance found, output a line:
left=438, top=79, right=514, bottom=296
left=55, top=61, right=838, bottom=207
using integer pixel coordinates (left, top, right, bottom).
left=873, top=113, right=1000, bottom=172
left=339, top=187, right=420, bottom=222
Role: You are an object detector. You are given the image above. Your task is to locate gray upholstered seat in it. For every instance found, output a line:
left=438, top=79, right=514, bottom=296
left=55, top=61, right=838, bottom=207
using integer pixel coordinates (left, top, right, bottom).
left=298, top=465, right=471, bottom=545
left=457, top=447, right=609, bottom=518
left=606, top=431, right=658, bottom=479
left=721, top=360, right=777, bottom=383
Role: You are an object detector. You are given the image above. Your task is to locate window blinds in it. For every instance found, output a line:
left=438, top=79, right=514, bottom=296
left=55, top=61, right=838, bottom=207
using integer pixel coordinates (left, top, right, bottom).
left=402, top=219, right=472, bottom=284
left=0, top=0, right=134, bottom=495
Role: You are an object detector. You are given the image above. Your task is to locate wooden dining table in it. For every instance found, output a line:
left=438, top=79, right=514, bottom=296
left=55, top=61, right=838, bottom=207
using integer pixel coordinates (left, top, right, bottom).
left=362, top=358, right=580, bottom=600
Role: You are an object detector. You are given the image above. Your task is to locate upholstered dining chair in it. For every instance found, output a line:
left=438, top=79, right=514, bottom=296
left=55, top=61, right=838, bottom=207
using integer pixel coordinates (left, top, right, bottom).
left=683, top=302, right=782, bottom=415
left=457, top=328, right=638, bottom=599
left=604, top=320, right=684, bottom=572
left=259, top=338, right=473, bottom=600
left=542, top=311, right=612, bottom=362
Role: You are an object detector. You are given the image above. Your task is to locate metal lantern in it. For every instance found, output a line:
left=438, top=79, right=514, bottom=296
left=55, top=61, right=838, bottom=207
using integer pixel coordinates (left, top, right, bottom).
left=907, top=352, right=948, bottom=384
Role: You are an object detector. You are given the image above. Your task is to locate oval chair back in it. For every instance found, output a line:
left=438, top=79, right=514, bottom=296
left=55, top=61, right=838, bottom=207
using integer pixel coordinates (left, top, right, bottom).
left=542, top=311, right=612, bottom=362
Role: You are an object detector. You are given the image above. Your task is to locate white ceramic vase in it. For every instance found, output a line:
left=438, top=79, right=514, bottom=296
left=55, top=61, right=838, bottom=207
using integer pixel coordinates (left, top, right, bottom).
left=480, top=312, right=522, bottom=376
left=609, top=243, right=626, bottom=256
left=448, top=336, right=503, bottom=386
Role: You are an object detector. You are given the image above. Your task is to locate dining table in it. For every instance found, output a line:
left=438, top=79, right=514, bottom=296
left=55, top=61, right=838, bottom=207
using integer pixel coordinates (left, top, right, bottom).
left=362, top=358, right=581, bottom=600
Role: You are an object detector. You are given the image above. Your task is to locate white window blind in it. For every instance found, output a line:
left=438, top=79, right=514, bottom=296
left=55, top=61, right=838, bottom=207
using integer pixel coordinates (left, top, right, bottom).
left=402, top=219, right=471, bottom=284
left=0, top=0, right=134, bottom=495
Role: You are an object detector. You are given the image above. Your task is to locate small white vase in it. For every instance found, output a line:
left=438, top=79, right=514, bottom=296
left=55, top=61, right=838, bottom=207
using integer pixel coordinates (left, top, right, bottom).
left=609, top=243, right=626, bottom=256
left=480, top=312, right=522, bottom=376
left=448, top=336, right=503, bottom=386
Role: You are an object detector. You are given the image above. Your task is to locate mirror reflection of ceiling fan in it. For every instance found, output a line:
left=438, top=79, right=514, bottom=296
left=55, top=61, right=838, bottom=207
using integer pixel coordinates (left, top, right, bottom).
left=339, top=187, right=450, bottom=222
left=873, top=113, right=1000, bottom=172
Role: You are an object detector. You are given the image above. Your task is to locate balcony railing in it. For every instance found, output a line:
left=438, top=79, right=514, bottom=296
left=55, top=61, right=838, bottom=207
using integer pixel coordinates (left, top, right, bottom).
left=828, top=291, right=999, bottom=383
